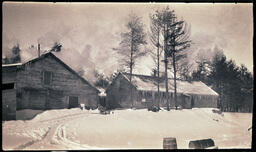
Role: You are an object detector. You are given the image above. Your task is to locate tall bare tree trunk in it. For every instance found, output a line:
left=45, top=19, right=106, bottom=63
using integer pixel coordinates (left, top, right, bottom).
left=157, top=28, right=160, bottom=109
left=130, top=31, right=134, bottom=108
left=164, top=25, right=170, bottom=111
left=172, top=52, right=177, bottom=110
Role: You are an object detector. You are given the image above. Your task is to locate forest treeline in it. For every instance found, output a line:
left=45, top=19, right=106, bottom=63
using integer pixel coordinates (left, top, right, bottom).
left=191, top=52, right=253, bottom=112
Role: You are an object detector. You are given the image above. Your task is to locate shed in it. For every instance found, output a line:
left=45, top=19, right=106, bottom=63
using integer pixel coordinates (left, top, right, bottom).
left=106, top=72, right=219, bottom=109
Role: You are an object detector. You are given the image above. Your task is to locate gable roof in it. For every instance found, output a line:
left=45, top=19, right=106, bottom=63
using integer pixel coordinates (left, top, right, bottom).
left=119, top=72, right=218, bottom=96
left=19, top=52, right=99, bottom=93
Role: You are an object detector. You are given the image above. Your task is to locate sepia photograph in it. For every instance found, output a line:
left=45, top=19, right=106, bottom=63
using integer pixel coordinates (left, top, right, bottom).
left=2, top=2, right=253, bottom=150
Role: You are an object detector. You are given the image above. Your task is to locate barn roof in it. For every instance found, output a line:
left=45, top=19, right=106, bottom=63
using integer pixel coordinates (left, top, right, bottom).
left=121, top=72, right=219, bottom=96
left=6, top=52, right=99, bottom=93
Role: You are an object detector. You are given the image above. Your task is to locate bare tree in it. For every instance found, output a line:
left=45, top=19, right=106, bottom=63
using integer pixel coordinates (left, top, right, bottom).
left=149, top=12, right=165, bottom=109
left=115, top=13, right=147, bottom=108
left=149, top=7, right=175, bottom=111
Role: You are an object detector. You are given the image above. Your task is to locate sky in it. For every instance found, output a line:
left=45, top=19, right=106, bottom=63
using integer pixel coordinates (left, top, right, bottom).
left=2, top=2, right=253, bottom=81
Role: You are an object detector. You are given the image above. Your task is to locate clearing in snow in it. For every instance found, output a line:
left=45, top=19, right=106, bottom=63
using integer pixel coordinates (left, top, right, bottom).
left=2, top=108, right=252, bottom=150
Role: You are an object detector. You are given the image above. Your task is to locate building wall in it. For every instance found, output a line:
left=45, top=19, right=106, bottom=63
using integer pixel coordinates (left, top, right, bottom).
left=2, top=66, right=17, bottom=84
left=191, top=94, right=218, bottom=108
left=164, top=93, right=218, bottom=109
left=2, top=89, right=16, bottom=120
left=15, top=55, right=98, bottom=110
left=106, top=74, right=145, bottom=109
left=106, top=74, right=218, bottom=109
left=2, top=66, right=17, bottom=120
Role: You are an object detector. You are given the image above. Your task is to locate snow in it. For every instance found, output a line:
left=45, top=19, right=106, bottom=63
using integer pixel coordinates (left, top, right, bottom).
left=122, top=73, right=218, bottom=96
left=2, top=108, right=252, bottom=150
left=97, top=87, right=106, bottom=97
left=2, top=63, right=23, bottom=67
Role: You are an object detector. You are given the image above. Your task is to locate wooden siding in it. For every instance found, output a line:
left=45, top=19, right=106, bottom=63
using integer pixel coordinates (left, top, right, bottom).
left=107, top=73, right=218, bottom=109
left=2, top=89, right=16, bottom=120
left=2, top=66, right=17, bottom=84
left=106, top=74, right=145, bottom=109
left=15, top=54, right=98, bottom=110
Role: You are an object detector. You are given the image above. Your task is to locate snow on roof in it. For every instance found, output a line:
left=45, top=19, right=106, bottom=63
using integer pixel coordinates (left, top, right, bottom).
left=2, top=63, right=22, bottom=67
left=122, top=73, right=218, bottom=96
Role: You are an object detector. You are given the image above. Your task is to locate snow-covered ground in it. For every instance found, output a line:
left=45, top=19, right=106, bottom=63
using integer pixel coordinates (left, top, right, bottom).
left=2, top=108, right=252, bottom=150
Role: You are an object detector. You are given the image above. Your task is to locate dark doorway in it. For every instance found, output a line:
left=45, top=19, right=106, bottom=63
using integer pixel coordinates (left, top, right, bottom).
left=69, top=96, right=78, bottom=109
left=99, top=97, right=106, bottom=107
left=2, top=83, right=15, bottom=90
left=191, top=97, right=194, bottom=108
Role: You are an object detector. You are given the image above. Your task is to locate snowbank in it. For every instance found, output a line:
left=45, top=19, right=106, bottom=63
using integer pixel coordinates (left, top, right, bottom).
left=16, top=109, right=44, bottom=120
left=32, top=108, right=89, bottom=122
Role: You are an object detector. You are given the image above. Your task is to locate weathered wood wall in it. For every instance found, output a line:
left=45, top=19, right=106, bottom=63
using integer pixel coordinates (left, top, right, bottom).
left=2, top=66, right=17, bottom=120
left=106, top=74, right=144, bottom=109
left=2, top=89, right=16, bottom=120
left=15, top=54, right=99, bottom=110
left=191, top=94, right=218, bottom=108
left=2, top=66, right=17, bottom=83
left=106, top=74, right=218, bottom=109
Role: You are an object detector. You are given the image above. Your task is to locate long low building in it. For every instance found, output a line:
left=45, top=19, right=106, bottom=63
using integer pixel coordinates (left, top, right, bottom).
left=2, top=52, right=99, bottom=120
left=106, top=72, right=219, bottom=109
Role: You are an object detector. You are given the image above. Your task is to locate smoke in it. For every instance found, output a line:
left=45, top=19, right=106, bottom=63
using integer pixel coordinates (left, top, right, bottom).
left=3, top=21, right=121, bottom=83
left=54, top=44, right=97, bottom=83
left=186, top=32, right=228, bottom=71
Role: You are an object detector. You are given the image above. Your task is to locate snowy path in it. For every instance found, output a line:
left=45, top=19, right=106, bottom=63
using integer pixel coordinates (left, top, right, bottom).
left=23, top=112, right=92, bottom=150
left=4, top=109, right=94, bottom=150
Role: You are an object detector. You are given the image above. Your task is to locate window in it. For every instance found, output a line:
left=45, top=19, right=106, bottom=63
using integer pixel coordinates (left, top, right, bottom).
left=43, top=71, right=52, bottom=85
left=2, top=83, right=15, bottom=90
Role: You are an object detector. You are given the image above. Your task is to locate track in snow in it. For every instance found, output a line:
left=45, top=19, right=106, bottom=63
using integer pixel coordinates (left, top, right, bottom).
left=13, top=111, right=94, bottom=150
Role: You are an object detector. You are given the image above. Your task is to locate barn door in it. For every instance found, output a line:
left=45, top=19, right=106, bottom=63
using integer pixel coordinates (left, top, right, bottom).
left=29, top=90, right=46, bottom=110
left=69, top=96, right=78, bottom=109
left=191, top=96, right=194, bottom=108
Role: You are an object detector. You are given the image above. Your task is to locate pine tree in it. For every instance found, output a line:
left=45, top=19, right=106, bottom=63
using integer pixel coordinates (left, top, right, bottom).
left=167, top=12, right=191, bottom=110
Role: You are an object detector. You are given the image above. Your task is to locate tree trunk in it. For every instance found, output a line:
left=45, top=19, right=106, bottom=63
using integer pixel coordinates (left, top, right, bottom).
left=157, top=27, right=160, bottom=109
left=172, top=52, right=177, bottom=110
left=130, top=30, right=134, bottom=108
left=164, top=25, right=170, bottom=111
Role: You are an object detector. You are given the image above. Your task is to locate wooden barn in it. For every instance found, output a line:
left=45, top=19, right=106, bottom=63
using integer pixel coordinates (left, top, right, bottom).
left=2, top=52, right=99, bottom=120
left=106, top=72, right=219, bottom=109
